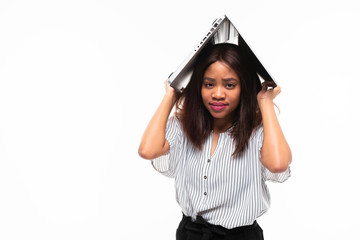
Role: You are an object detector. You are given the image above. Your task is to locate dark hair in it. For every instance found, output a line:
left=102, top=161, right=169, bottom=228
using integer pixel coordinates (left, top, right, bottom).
left=175, top=43, right=263, bottom=156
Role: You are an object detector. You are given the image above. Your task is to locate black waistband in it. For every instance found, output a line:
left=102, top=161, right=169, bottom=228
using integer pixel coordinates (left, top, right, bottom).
left=178, top=214, right=258, bottom=239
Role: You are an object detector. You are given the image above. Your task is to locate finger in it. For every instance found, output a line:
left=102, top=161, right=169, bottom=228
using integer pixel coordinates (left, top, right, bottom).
left=261, top=82, right=267, bottom=92
left=164, top=79, right=171, bottom=92
left=273, top=86, right=281, bottom=97
left=164, top=79, right=176, bottom=94
left=265, top=81, right=277, bottom=89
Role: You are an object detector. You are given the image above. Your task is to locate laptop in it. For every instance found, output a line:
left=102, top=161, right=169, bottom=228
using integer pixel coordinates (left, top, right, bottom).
left=168, top=14, right=276, bottom=92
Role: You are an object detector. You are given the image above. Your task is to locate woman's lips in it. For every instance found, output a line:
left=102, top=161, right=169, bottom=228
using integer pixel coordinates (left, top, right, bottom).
left=210, top=102, right=227, bottom=111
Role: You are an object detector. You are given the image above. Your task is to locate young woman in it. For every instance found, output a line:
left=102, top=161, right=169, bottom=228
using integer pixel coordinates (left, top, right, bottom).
left=138, top=43, right=291, bottom=240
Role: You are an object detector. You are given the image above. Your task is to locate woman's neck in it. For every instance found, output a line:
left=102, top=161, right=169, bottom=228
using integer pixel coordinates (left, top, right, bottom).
left=212, top=117, right=233, bottom=133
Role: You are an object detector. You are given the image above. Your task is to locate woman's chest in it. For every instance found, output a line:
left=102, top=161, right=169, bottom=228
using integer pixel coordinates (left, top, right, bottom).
left=178, top=136, right=261, bottom=188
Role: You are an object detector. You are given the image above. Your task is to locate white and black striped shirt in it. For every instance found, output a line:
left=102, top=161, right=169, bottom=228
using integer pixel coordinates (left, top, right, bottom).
left=152, top=116, right=290, bottom=229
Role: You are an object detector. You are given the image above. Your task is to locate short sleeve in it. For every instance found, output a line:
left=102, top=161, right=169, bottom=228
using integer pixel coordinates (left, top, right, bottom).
left=151, top=116, right=183, bottom=178
left=256, top=125, right=291, bottom=183
left=262, top=166, right=291, bottom=183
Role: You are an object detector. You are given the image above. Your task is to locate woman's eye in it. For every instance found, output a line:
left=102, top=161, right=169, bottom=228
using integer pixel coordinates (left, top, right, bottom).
left=204, top=83, right=214, bottom=88
left=226, top=83, right=236, bottom=89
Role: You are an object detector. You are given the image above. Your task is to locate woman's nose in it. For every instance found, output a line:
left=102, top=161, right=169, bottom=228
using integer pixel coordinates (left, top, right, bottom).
left=212, top=86, right=225, bottom=100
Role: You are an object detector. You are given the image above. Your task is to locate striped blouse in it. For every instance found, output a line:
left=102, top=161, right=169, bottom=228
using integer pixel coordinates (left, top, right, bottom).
left=152, top=116, right=290, bottom=229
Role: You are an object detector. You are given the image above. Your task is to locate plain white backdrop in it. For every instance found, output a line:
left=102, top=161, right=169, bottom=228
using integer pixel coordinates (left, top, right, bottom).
left=0, top=0, right=359, bottom=239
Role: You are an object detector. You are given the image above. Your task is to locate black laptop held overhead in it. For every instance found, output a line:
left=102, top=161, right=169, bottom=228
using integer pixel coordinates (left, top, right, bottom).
left=167, top=14, right=276, bottom=92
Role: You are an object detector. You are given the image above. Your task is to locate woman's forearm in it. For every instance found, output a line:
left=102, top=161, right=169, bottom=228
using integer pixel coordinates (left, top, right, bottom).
left=259, top=101, right=292, bottom=173
left=138, top=91, right=176, bottom=160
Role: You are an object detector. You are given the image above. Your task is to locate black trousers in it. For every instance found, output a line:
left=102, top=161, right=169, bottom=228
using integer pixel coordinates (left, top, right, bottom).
left=176, top=215, right=264, bottom=240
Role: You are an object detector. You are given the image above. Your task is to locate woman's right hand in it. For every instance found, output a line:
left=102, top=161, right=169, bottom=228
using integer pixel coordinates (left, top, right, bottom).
left=164, top=79, right=177, bottom=100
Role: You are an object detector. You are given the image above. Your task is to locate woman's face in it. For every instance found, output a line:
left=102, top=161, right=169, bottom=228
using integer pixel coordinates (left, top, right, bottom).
left=201, top=61, right=241, bottom=124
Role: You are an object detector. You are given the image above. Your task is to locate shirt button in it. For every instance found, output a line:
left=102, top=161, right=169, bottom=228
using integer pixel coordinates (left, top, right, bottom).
left=207, top=159, right=211, bottom=163
left=204, top=176, right=207, bottom=179
left=204, top=192, right=207, bottom=196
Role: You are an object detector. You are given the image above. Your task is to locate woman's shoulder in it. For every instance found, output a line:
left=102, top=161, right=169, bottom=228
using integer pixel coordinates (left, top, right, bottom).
left=168, top=115, right=181, bottom=127
left=255, top=123, right=263, bottom=134
left=249, top=123, right=264, bottom=142
left=166, top=115, right=185, bottom=135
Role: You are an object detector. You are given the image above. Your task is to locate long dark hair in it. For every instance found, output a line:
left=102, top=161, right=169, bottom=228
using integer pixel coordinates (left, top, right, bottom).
left=175, top=43, right=263, bottom=156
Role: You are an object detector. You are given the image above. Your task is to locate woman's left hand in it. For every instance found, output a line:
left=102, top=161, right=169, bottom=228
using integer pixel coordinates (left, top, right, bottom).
left=257, top=83, right=281, bottom=106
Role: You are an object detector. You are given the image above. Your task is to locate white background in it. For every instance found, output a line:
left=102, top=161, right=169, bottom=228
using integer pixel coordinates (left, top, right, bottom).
left=1, top=0, right=359, bottom=239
